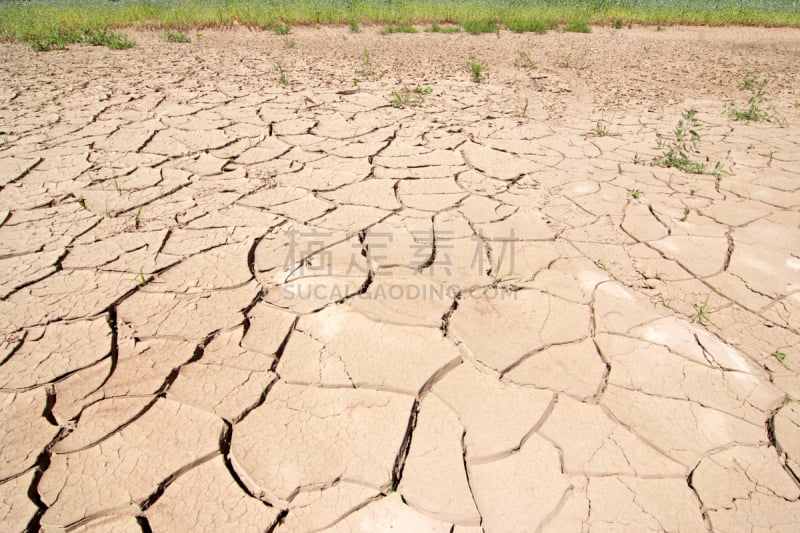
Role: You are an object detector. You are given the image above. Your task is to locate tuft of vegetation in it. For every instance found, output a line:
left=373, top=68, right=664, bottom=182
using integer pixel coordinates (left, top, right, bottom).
left=506, top=18, right=556, bottom=33
left=467, top=58, right=486, bottom=83
left=30, top=27, right=135, bottom=51
left=348, top=18, right=360, bottom=33
left=356, top=48, right=375, bottom=78
left=164, top=30, right=190, bottom=43
left=275, top=63, right=291, bottom=86
left=614, top=18, right=624, bottom=29
left=462, top=19, right=500, bottom=35
left=513, top=51, right=537, bottom=68
left=729, top=73, right=775, bottom=122
left=284, top=37, right=296, bottom=48
left=652, top=109, right=725, bottom=176
left=426, top=23, right=461, bottom=33
left=594, top=120, right=609, bottom=136
left=563, top=20, right=591, bottom=33
left=389, top=86, right=431, bottom=108
left=380, top=23, right=417, bottom=34
left=273, top=23, right=291, bottom=35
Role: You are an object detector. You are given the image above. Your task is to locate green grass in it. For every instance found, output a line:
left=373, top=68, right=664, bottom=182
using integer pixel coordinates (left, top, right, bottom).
left=461, top=20, right=499, bottom=35
left=29, top=27, right=135, bottom=51
left=3, top=0, right=799, bottom=48
left=467, top=58, right=486, bottom=83
left=164, top=30, right=190, bottom=43
left=563, top=20, right=591, bottom=32
left=380, top=23, right=417, bottom=34
left=506, top=18, right=557, bottom=33
left=425, top=23, right=460, bottom=34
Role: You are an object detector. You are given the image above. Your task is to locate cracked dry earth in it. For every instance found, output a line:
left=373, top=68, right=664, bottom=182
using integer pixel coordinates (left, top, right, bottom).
left=1, top=25, right=800, bottom=532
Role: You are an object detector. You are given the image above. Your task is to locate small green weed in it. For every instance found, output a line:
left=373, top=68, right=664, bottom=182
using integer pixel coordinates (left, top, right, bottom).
left=356, top=48, right=375, bottom=78
left=693, top=295, right=713, bottom=325
left=137, top=267, right=147, bottom=286
left=390, top=86, right=431, bottom=108
left=134, top=207, right=141, bottom=229
left=729, top=73, right=774, bottom=122
left=564, top=20, right=591, bottom=33
left=462, top=20, right=499, bottom=35
left=596, top=259, right=609, bottom=271
left=652, top=109, right=724, bottom=176
left=76, top=197, right=87, bottom=210
left=275, top=63, right=291, bottom=86
left=772, top=351, right=788, bottom=368
left=348, top=18, right=360, bottom=33
left=614, top=19, right=623, bottom=29
left=630, top=189, right=643, bottom=199
left=467, top=58, right=486, bottom=83
left=284, top=37, right=296, bottom=49
left=425, top=23, right=461, bottom=34
left=164, top=30, right=190, bottom=43
left=594, top=120, right=609, bottom=136
left=513, top=51, right=537, bottom=68
left=380, top=23, right=417, bottom=34
left=645, top=272, right=664, bottom=281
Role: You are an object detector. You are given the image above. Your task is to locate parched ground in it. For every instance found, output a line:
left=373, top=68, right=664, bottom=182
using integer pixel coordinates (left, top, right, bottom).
left=1, top=25, right=800, bottom=532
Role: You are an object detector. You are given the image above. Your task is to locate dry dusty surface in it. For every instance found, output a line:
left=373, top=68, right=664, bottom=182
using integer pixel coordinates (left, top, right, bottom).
left=1, top=25, right=800, bottom=532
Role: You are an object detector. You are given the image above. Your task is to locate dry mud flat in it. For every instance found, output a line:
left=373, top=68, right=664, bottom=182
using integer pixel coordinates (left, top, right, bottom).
left=1, top=25, right=800, bottom=531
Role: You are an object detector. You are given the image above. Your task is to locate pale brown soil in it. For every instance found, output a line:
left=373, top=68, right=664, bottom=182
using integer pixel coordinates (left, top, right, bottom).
left=1, top=26, right=799, bottom=532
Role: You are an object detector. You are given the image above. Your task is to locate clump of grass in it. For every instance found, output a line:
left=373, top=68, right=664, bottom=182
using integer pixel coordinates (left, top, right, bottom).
left=356, top=48, right=375, bottom=78
left=348, top=18, right=360, bottom=33
left=467, top=58, right=486, bottom=83
left=594, top=120, right=609, bottom=136
left=30, top=28, right=135, bottom=51
left=729, top=73, right=774, bottom=122
left=652, top=109, right=725, bottom=176
left=275, top=63, right=291, bottom=86
left=613, top=19, right=624, bottom=29
left=506, top=18, right=555, bottom=34
left=564, top=20, right=591, bottom=33
left=425, top=23, right=461, bottom=34
left=513, top=51, right=537, bottom=68
left=629, top=189, right=643, bottom=199
left=390, top=86, right=432, bottom=108
left=462, top=20, right=499, bottom=35
left=164, top=30, right=190, bottom=43
left=389, top=86, right=433, bottom=108
left=284, top=37, right=296, bottom=48
left=380, top=23, right=417, bottom=35
left=273, top=23, right=290, bottom=35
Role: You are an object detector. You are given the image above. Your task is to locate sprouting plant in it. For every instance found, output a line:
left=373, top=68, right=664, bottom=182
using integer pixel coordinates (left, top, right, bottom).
left=137, top=267, right=147, bottom=286
left=77, top=197, right=87, bottom=210
left=630, top=189, right=643, bottom=199
left=613, top=19, right=623, bottom=29
left=284, top=37, right=296, bottom=49
left=134, top=207, right=141, bottom=229
left=467, top=58, right=486, bottom=83
left=596, top=259, right=609, bottom=271
left=683, top=205, right=692, bottom=221
left=729, top=73, right=774, bottom=122
left=104, top=197, right=111, bottom=218
left=633, top=153, right=642, bottom=165
left=491, top=257, right=507, bottom=286
left=693, top=295, right=713, bottom=325
left=164, top=30, right=190, bottom=43
left=356, top=48, right=375, bottom=78
left=651, top=109, right=724, bottom=175
left=657, top=294, right=674, bottom=310
left=645, top=272, right=664, bottom=281
left=762, top=151, right=774, bottom=167
left=513, top=51, right=537, bottom=68
left=275, top=63, right=291, bottom=86
left=594, top=121, right=609, bottom=137
left=348, top=19, right=360, bottom=33
left=772, top=351, right=788, bottom=368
